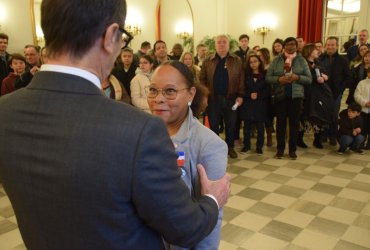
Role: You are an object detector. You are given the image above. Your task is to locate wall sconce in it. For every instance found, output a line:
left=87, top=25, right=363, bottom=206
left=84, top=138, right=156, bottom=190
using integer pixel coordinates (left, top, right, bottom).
left=175, top=20, right=192, bottom=41
left=36, top=26, right=45, bottom=45
left=251, top=14, right=277, bottom=44
left=37, top=36, right=44, bottom=43
left=177, top=31, right=190, bottom=40
left=125, top=7, right=142, bottom=37
left=254, top=26, right=270, bottom=44
left=125, top=24, right=142, bottom=36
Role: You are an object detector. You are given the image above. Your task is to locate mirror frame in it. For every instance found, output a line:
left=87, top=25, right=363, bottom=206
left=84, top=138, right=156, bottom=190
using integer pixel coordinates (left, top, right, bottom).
left=29, top=0, right=38, bottom=45
left=155, top=0, right=195, bottom=52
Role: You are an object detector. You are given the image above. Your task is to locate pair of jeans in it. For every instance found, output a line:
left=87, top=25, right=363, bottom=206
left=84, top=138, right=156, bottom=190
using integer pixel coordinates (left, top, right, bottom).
left=275, top=97, right=303, bottom=153
left=328, top=94, right=342, bottom=138
left=338, top=134, right=364, bottom=151
left=243, top=121, right=265, bottom=150
left=207, top=95, right=237, bottom=147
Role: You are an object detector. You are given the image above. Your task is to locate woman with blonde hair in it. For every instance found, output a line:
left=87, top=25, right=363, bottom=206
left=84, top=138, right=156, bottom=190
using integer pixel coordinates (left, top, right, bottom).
left=180, top=51, right=201, bottom=82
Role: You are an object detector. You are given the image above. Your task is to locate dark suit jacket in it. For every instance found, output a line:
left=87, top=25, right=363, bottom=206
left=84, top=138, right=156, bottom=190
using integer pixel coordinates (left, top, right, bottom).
left=0, top=71, right=218, bottom=250
left=320, top=52, right=352, bottom=99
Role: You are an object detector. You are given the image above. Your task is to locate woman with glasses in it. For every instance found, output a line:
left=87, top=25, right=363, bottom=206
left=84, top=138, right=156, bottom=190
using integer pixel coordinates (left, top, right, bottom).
left=130, top=55, right=154, bottom=113
left=147, top=61, right=227, bottom=250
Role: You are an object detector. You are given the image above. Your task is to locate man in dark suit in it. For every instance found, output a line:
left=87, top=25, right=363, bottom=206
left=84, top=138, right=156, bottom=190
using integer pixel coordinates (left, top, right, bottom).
left=320, top=36, right=352, bottom=146
left=0, top=0, right=231, bottom=249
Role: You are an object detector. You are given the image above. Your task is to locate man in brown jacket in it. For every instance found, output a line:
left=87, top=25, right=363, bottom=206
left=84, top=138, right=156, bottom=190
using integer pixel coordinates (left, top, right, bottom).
left=200, top=34, right=244, bottom=158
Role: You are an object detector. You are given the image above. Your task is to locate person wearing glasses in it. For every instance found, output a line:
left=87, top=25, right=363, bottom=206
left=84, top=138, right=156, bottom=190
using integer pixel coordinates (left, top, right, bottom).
left=147, top=61, right=227, bottom=250
left=0, top=0, right=231, bottom=249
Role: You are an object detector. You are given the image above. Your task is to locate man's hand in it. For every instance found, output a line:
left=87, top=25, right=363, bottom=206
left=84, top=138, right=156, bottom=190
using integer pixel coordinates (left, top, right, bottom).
left=236, top=97, right=243, bottom=106
left=30, top=66, right=40, bottom=75
left=197, top=164, right=231, bottom=208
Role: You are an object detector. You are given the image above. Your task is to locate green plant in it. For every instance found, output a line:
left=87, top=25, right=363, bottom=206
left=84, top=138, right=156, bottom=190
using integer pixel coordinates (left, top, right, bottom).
left=199, top=35, right=239, bottom=54
left=183, top=36, right=194, bottom=53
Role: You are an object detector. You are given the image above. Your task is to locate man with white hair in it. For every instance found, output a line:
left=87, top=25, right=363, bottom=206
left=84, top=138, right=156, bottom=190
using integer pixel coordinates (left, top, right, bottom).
left=200, top=34, right=244, bottom=159
left=347, top=29, right=369, bottom=62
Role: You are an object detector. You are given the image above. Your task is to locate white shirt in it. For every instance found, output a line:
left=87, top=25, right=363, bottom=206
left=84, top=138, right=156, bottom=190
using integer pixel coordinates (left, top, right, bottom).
left=40, top=64, right=101, bottom=89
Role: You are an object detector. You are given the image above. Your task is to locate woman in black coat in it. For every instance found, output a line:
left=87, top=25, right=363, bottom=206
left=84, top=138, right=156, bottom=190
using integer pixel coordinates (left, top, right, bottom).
left=302, top=44, right=333, bottom=148
left=240, top=54, right=270, bottom=155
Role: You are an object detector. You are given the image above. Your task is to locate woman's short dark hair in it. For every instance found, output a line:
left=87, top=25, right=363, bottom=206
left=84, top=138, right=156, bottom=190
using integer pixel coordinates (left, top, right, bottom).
left=283, top=37, right=298, bottom=47
left=159, top=61, right=207, bottom=117
left=301, top=43, right=316, bottom=60
left=8, top=53, right=26, bottom=65
left=41, top=0, right=126, bottom=59
left=272, top=38, right=284, bottom=56
left=140, top=54, right=154, bottom=64
left=362, top=50, right=370, bottom=65
left=258, top=48, right=271, bottom=65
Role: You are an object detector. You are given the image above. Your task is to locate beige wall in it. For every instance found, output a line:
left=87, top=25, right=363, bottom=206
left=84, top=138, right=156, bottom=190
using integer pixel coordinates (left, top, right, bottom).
left=2, top=0, right=370, bottom=54
left=126, top=0, right=157, bottom=51
left=0, top=0, right=34, bottom=53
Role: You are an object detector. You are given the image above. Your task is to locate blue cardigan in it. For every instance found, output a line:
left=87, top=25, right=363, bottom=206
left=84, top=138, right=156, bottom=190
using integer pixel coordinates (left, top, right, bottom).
left=165, top=108, right=227, bottom=250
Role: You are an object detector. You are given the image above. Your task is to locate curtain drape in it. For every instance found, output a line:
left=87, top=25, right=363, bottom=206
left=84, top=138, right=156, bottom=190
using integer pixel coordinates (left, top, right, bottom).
left=297, top=0, right=324, bottom=43
left=155, top=2, right=161, bottom=40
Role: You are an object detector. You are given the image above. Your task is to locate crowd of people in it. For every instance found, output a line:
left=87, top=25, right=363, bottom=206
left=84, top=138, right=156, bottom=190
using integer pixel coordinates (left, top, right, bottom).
left=1, top=28, right=370, bottom=160
left=0, top=0, right=369, bottom=249
left=0, top=26, right=370, bottom=159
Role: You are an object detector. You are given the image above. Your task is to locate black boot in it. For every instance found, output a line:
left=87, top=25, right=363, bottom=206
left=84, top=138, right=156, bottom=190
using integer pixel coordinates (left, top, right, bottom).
left=297, top=131, right=308, bottom=148
left=313, top=132, right=323, bottom=149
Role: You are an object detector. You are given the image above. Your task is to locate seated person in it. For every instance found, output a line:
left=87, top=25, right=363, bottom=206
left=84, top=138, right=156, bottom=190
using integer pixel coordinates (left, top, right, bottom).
left=337, top=102, right=364, bottom=154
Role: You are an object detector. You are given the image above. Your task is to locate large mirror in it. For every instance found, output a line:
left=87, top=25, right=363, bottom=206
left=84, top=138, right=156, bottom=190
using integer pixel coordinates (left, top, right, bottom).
left=31, top=0, right=194, bottom=52
left=156, top=0, right=194, bottom=52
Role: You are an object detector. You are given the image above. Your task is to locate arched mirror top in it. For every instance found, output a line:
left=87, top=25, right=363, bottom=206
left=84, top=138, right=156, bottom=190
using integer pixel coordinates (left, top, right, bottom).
left=156, top=0, right=194, bottom=53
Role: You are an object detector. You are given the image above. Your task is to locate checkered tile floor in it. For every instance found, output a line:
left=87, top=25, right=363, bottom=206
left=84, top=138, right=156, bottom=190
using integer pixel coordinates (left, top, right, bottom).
left=1, top=134, right=369, bottom=250
left=220, top=136, right=370, bottom=250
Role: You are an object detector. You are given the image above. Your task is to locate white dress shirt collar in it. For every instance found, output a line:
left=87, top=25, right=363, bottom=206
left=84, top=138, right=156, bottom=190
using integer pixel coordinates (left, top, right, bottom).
left=40, top=64, right=101, bottom=89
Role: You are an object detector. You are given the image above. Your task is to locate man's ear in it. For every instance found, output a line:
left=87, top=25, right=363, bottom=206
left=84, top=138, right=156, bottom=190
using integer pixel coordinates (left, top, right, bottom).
left=102, top=23, right=120, bottom=54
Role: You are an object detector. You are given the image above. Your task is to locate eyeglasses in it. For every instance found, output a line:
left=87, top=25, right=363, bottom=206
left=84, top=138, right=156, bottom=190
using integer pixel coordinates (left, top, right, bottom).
left=118, top=26, right=133, bottom=49
left=145, top=86, right=189, bottom=100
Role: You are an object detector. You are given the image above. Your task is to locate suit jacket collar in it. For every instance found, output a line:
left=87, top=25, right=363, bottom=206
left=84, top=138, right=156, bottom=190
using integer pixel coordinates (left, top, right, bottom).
left=27, top=71, right=104, bottom=96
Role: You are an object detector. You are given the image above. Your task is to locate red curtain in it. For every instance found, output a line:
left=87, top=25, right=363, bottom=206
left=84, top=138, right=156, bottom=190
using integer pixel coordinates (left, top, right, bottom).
left=155, top=2, right=161, bottom=40
left=297, top=0, right=324, bottom=43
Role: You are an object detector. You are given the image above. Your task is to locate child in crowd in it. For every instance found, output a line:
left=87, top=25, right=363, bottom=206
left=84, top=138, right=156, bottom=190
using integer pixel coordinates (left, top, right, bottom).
left=240, top=54, right=270, bottom=155
left=354, top=67, right=370, bottom=149
left=337, top=102, right=364, bottom=154
left=1, top=53, right=26, bottom=95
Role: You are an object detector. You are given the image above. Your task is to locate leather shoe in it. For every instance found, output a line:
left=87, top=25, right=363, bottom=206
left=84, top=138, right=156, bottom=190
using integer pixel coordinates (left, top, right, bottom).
left=329, top=137, right=337, bottom=146
left=275, top=151, right=284, bottom=159
left=289, top=152, right=297, bottom=160
left=228, top=147, right=238, bottom=159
